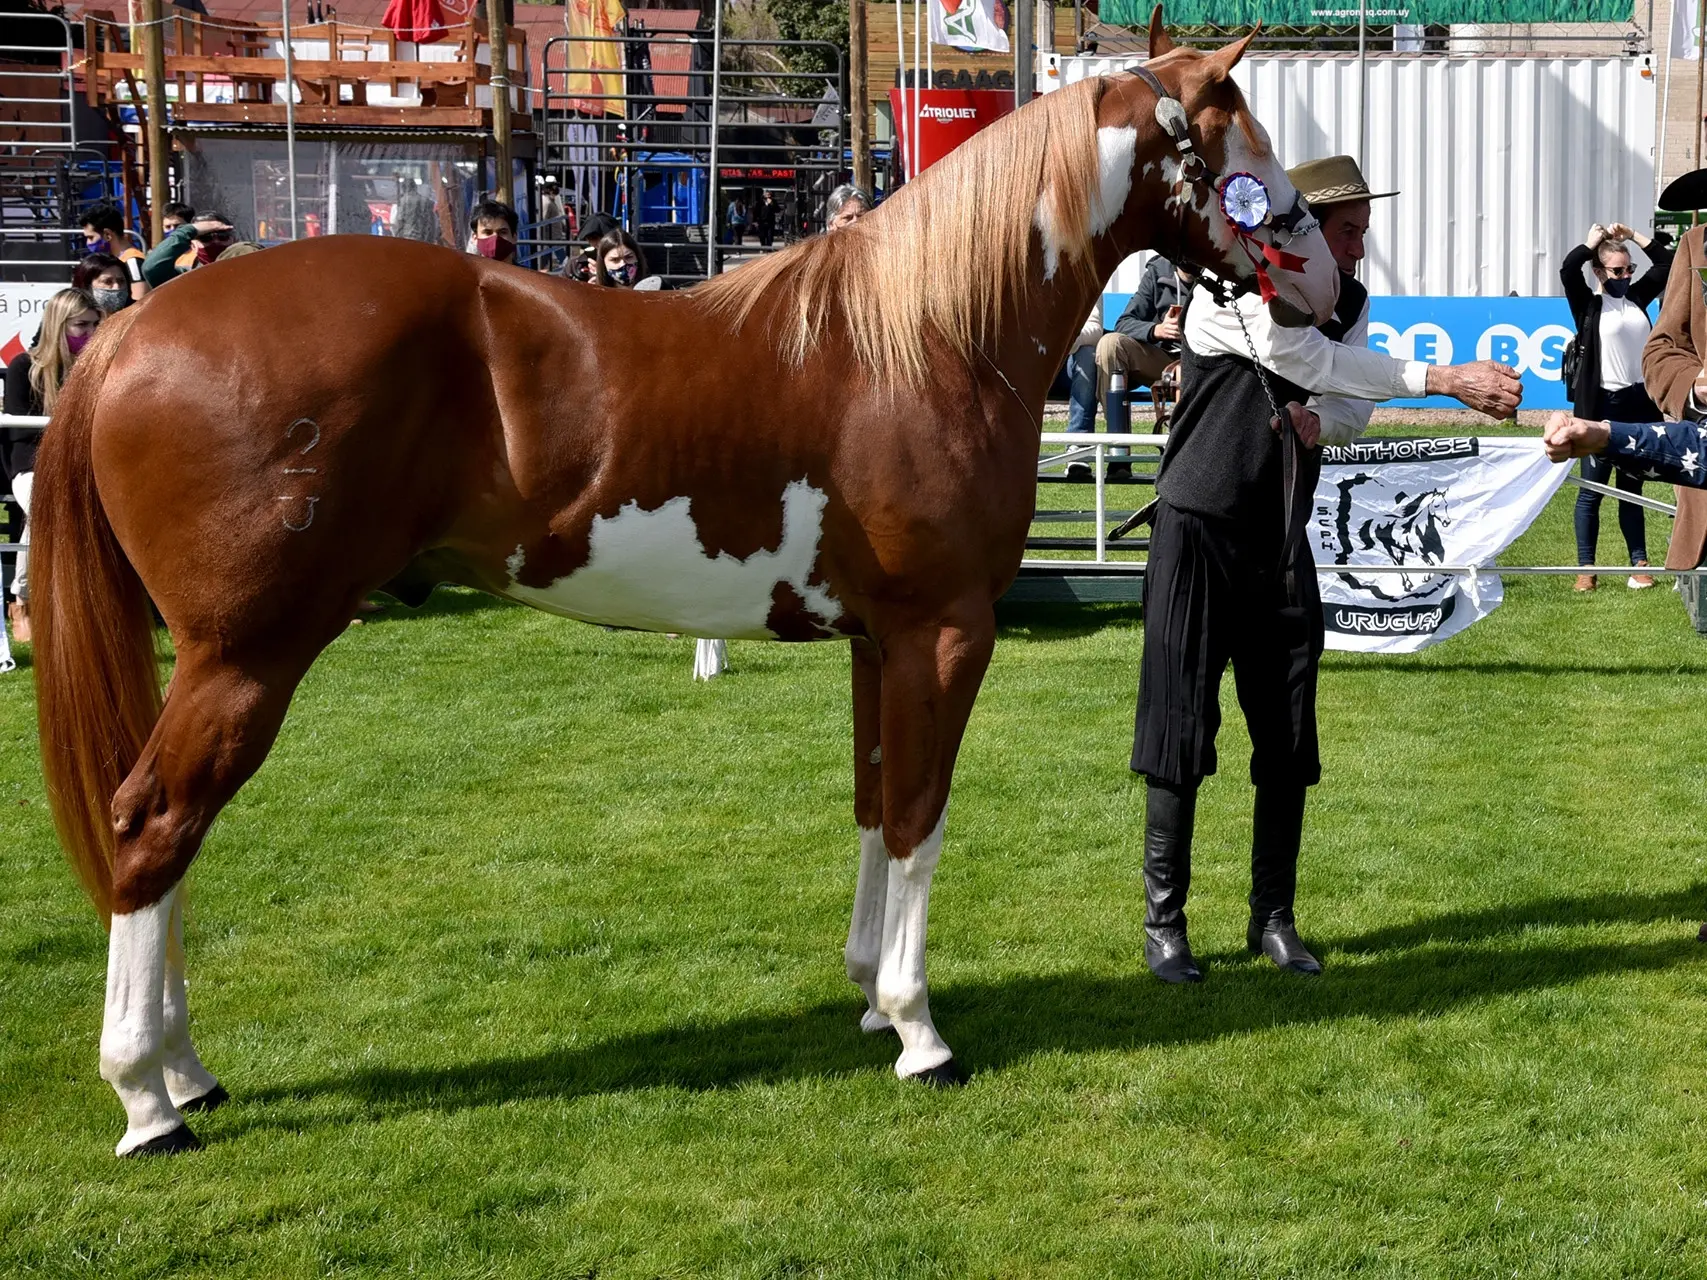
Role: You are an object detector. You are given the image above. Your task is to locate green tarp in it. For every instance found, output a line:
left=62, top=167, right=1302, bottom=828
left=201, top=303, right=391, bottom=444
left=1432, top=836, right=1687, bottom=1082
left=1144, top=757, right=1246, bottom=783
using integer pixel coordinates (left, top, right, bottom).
left=1101, top=0, right=1629, bottom=25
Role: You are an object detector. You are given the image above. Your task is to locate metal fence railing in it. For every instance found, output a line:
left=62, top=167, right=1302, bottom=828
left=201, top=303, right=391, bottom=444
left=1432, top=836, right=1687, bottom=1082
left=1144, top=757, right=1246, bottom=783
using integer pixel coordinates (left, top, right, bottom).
left=540, top=29, right=848, bottom=286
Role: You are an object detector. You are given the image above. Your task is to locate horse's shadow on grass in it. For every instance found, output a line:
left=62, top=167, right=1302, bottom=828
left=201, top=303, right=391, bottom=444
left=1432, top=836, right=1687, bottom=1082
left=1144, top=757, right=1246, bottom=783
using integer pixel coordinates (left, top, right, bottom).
left=228, top=884, right=1707, bottom=1135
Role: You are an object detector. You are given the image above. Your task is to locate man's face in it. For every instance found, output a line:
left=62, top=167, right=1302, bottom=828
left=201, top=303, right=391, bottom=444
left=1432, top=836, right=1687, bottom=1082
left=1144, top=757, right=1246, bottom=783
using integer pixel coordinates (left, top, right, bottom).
left=1319, top=200, right=1371, bottom=275
left=82, top=224, right=107, bottom=250
left=162, top=216, right=185, bottom=234
left=473, top=216, right=512, bottom=241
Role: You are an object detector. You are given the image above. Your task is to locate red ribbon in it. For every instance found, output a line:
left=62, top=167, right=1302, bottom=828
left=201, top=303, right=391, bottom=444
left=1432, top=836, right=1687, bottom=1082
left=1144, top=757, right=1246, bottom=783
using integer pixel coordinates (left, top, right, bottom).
left=1234, top=228, right=1308, bottom=305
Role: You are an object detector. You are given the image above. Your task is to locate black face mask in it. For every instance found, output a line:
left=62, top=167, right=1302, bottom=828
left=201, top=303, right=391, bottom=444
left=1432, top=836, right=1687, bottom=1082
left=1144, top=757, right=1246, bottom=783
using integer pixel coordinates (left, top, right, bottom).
left=1603, top=277, right=1632, bottom=299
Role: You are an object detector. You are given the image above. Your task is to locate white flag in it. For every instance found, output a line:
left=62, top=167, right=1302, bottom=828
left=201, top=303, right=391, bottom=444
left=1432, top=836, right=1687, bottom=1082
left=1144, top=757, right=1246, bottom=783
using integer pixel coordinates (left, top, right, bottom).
left=1312, top=437, right=1567, bottom=653
left=1675, top=0, right=1700, bottom=60
left=930, top=0, right=1009, bottom=53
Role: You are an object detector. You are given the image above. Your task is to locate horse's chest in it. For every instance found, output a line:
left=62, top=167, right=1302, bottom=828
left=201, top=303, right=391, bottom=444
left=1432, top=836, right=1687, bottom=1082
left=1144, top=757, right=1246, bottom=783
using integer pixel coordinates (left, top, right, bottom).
left=503, top=480, right=845, bottom=640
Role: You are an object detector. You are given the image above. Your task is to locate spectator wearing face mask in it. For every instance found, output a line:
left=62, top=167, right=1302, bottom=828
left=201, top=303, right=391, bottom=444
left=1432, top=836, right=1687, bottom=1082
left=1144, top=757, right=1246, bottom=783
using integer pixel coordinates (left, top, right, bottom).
left=564, top=212, right=619, bottom=283
left=3, top=287, right=101, bottom=644
left=1561, top=221, right=1674, bottom=591
left=468, top=199, right=519, bottom=263
left=73, top=252, right=134, bottom=314
left=141, top=211, right=239, bottom=286
left=594, top=230, right=662, bottom=290
left=79, top=202, right=148, bottom=303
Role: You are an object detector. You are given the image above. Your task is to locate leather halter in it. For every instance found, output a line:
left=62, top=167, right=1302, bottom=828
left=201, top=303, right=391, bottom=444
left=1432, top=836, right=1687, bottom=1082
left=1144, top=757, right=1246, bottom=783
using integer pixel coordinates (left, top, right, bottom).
left=1130, top=63, right=1316, bottom=306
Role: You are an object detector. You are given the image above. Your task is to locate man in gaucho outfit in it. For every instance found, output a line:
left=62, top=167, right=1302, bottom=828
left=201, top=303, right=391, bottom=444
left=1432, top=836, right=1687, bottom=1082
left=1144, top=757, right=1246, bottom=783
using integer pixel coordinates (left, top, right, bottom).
left=1131, top=156, right=1524, bottom=984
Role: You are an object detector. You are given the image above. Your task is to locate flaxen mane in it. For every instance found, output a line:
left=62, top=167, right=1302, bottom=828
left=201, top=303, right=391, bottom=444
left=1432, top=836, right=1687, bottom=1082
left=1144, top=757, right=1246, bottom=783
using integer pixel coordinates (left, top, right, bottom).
left=694, top=75, right=1113, bottom=388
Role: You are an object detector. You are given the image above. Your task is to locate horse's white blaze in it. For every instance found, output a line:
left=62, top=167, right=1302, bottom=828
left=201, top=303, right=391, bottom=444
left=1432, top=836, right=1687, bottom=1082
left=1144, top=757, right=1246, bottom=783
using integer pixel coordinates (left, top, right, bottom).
left=505, top=479, right=842, bottom=639
left=1215, top=115, right=1339, bottom=322
left=161, top=892, right=219, bottom=1108
left=1091, top=126, right=1138, bottom=235
left=845, top=826, right=892, bottom=1033
left=876, top=810, right=953, bottom=1076
left=101, top=886, right=184, bottom=1156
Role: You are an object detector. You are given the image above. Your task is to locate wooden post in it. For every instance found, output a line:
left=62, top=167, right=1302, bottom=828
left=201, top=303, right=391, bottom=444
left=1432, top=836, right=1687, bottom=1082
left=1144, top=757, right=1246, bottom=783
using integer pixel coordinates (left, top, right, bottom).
left=490, top=2, right=514, bottom=207
left=1695, top=0, right=1706, bottom=170
left=850, top=0, right=871, bottom=193
left=142, top=0, right=168, bottom=241
left=1013, top=0, right=1034, bottom=107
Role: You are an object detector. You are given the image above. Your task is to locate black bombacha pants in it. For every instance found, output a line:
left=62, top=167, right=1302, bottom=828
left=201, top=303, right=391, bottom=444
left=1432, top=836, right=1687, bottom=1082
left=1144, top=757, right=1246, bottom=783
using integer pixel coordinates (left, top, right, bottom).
left=1131, top=500, right=1324, bottom=790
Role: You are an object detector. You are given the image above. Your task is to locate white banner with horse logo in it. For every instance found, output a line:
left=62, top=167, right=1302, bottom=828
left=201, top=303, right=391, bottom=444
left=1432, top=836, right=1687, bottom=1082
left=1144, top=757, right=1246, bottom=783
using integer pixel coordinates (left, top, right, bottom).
left=1312, top=437, right=1567, bottom=653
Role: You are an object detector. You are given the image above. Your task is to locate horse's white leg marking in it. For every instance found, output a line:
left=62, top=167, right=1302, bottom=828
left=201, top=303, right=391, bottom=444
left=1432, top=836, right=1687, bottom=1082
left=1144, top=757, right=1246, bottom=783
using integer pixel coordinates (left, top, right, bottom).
left=876, top=811, right=953, bottom=1077
left=160, top=893, right=219, bottom=1108
left=100, top=884, right=185, bottom=1156
left=1091, top=126, right=1138, bottom=234
left=845, top=826, right=892, bottom=1033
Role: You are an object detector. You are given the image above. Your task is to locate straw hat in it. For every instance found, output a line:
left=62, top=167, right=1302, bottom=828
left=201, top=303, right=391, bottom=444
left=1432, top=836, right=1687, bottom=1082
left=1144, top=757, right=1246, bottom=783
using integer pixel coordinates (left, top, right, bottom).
left=1285, top=155, right=1397, bottom=208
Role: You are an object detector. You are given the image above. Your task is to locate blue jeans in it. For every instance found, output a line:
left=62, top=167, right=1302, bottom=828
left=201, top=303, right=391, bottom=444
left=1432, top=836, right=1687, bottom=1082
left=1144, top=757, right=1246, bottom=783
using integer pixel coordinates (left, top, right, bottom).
left=1573, top=384, right=1656, bottom=566
left=1050, top=346, right=1098, bottom=434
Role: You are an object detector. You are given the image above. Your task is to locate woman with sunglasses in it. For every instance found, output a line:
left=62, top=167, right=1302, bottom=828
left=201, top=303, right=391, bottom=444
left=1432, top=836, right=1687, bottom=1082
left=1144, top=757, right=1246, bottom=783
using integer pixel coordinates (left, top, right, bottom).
left=1561, top=221, right=1674, bottom=590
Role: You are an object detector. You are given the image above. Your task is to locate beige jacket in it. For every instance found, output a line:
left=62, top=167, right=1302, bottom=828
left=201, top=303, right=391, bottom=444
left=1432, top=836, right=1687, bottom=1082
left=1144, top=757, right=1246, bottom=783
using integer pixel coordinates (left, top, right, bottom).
left=1640, top=224, right=1707, bottom=569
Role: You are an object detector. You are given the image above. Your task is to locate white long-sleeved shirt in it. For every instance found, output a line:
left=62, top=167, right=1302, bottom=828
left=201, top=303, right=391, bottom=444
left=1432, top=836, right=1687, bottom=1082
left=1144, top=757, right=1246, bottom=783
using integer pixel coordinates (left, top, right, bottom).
left=1183, top=285, right=1432, bottom=446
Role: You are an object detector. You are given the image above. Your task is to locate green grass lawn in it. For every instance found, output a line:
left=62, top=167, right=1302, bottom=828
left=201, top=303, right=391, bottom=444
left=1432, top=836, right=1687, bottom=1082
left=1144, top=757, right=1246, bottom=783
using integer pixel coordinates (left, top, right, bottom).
left=3, top=474, right=1707, bottom=1278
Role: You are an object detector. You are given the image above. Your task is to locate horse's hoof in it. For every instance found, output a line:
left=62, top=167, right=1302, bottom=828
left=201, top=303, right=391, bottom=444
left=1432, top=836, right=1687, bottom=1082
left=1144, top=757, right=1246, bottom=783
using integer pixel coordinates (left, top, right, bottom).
left=122, top=1125, right=202, bottom=1158
left=904, top=1058, right=967, bottom=1089
left=179, top=1083, right=230, bottom=1114
left=859, top=1009, right=895, bottom=1035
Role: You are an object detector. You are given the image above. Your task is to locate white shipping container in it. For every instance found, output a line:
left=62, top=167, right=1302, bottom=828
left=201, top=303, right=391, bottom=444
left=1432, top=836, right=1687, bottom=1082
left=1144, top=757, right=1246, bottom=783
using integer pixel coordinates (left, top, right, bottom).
left=1045, top=53, right=1656, bottom=299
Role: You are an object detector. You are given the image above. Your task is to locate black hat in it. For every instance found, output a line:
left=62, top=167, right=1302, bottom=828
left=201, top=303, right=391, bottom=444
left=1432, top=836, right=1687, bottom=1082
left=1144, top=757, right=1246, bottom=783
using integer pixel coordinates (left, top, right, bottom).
left=1659, top=168, right=1707, bottom=212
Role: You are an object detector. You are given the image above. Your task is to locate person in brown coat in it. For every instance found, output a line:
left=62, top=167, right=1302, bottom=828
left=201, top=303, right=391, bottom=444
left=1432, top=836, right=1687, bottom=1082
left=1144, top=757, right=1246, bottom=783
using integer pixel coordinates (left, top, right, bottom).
left=1639, top=172, right=1707, bottom=573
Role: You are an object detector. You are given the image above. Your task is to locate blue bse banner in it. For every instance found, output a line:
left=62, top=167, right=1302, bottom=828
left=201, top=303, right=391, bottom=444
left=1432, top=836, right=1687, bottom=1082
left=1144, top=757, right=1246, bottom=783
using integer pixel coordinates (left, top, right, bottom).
left=1098, top=294, right=1635, bottom=411
left=1366, top=296, right=1583, bottom=412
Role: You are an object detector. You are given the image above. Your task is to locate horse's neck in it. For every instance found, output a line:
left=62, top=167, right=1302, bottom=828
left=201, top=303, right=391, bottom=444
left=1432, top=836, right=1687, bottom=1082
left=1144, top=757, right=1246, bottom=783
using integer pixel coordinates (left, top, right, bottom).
left=985, top=242, right=1128, bottom=421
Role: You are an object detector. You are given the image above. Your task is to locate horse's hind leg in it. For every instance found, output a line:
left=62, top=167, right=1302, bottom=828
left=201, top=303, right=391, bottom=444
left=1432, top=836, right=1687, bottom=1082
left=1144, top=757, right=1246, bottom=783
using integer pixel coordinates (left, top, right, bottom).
left=873, top=603, right=996, bottom=1085
left=844, top=638, right=891, bottom=1034
left=162, top=891, right=225, bottom=1113
left=101, top=646, right=307, bottom=1156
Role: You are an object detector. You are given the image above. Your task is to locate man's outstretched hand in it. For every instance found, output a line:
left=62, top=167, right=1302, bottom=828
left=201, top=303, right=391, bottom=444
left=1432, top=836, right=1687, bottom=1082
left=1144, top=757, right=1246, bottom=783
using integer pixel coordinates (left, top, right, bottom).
left=1542, top=410, right=1611, bottom=462
left=1426, top=360, right=1523, bottom=420
left=1270, top=400, right=1321, bottom=448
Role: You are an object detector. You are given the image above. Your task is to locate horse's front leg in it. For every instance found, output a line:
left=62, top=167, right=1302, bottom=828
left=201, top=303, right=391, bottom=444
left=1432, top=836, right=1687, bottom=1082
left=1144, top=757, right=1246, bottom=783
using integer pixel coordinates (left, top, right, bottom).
left=873, top=603, right=996, bottom=1085
left=845, top=637, right=893, bottom=1033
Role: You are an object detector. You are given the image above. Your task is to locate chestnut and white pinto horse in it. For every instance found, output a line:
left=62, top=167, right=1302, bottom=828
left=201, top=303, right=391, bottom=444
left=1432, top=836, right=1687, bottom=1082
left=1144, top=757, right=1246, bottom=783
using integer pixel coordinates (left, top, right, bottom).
left=29, top=13, right=1337, bottom=1154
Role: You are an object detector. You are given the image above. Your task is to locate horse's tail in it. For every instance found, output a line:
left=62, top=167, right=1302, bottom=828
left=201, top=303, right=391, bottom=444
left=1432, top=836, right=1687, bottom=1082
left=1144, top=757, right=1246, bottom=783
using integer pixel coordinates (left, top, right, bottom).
left=30, top=307, right=160, bottom=927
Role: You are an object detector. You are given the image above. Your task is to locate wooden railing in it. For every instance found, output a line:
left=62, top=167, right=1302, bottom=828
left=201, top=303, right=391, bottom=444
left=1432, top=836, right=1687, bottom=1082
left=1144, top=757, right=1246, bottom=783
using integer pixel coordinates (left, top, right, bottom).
left=80, top=11, right=528, bottom=128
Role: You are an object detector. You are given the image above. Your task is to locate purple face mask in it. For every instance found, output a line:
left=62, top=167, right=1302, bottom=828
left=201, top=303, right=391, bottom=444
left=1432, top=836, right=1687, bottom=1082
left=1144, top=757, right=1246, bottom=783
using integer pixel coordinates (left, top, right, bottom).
left=66, top=329, right=92, bottom=356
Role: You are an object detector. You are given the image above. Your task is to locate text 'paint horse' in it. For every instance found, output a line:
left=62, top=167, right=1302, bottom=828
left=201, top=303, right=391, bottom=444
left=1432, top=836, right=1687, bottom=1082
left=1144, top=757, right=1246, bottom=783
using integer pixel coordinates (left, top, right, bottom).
left=31, top=14, right=1338, bottom=1155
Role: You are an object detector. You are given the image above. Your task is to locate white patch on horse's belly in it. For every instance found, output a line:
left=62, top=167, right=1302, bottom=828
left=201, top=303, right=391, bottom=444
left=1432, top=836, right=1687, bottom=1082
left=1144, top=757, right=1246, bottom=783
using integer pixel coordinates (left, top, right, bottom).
left=504, top=479, right=843, bottom=640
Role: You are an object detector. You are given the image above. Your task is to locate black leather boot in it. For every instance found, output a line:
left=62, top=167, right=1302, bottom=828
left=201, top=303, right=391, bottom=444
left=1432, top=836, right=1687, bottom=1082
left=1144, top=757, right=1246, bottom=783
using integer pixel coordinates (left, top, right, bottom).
left=1247, top=783, right=1322, bottom=976
left=1143, top=778, right=1202, bottom=983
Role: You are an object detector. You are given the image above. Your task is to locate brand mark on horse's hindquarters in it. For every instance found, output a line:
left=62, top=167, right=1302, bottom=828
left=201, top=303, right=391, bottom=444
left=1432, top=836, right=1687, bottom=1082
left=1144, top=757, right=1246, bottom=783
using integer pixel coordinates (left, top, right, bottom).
left=276, top=417, right=323, bottom=532
left=503, top=480, right=843, bottom=638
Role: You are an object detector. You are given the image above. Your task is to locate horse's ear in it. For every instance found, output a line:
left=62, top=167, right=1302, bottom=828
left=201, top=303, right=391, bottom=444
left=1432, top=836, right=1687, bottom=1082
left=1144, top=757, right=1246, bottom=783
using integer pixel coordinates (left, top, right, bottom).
left=1206, top=26, right=1260, bottom=78
left=1147, top=5, right=1175, bottom=58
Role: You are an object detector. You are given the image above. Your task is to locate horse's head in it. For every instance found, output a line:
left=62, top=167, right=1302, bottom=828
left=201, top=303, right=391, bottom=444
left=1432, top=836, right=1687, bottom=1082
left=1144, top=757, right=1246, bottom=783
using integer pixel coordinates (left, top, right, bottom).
left=1095, top=8, right=1339, bottom=328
